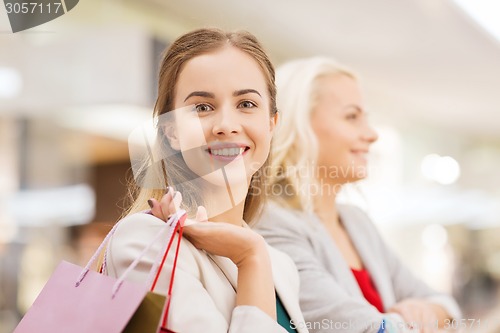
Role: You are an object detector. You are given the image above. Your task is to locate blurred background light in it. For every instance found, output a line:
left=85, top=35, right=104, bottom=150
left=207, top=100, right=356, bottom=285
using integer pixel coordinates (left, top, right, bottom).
left=421, top=154, right=441, bottom=180
left=422, top=224, right=449, bottom=250
left=452, top=0, right=500, bottom=42
left=421, top=154, right=461, bottom=185
left=0, top=67, right=23, bottom=99
left=59, top=104, right=152, bottom=141
left=6, top=184, right=95, bottom=227
left=0, top=216, right=18, bottom=244
left=486, top=252, right=500, bottom=279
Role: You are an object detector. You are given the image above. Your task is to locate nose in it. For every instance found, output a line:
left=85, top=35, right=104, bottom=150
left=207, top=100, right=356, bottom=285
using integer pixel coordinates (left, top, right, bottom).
left=212, top=105, right=242, bottom=136
left=362, top=122, right=378, bottom=144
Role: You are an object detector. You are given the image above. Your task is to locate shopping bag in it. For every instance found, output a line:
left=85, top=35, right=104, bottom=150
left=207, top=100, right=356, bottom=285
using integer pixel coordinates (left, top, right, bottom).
left=13, top=260, right=149, bottom=333
left=14, top=210, right=187, bottom=333
left=124, top=292, right=166, bottom=333
left=125, top=211, right=186, bottom=333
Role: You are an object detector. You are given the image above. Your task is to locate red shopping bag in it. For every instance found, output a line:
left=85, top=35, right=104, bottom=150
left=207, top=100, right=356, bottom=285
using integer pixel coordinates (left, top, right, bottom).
left=14, top=211, right=187, bottom=333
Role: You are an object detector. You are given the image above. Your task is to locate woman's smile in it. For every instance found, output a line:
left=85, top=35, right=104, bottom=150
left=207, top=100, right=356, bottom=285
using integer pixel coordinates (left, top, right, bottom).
left=206, top=142, right=251, bottom=162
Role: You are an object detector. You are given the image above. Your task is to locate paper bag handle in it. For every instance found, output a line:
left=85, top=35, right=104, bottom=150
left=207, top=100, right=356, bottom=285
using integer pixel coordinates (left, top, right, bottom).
left=75, top=210, right=186, bottom=291
left=110, top=210, right=186, bottom=297
left=156, top=213, right=186, bottom=332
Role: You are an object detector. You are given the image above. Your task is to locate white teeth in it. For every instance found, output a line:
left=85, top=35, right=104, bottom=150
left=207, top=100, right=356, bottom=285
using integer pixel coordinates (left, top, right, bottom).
left=211, top=147, right=245, bottom=157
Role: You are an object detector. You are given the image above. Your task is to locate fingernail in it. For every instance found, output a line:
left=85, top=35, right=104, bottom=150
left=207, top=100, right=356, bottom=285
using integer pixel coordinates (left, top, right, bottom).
left=147, top=199, right=153, bottom=209
left=173, top=191, right=182, bottom=208
left=165, top=186, right=170, bottom=194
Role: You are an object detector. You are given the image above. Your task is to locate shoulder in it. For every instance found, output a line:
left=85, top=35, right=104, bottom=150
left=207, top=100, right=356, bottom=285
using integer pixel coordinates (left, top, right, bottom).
left=338, top=204, right=379, bottom=233
left=106, top=212, right=203, bottom=279
left=113, top=211, right=165, bottom=235
left=338, top=204, right=391, bottom=256
left=108, top=212, right=168, bottom=254
left=255, top=202, right=311, bottom=233
left=112, top=212, right=195, bottom=249
left=111, top=212, right=197, bottom=254
left=337, top=203, right=371, bottom=221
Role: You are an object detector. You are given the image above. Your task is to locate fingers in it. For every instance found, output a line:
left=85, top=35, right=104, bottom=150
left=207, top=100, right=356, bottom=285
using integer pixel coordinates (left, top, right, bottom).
left=388, top=300, right=439, bottom=333
left=195, top=206, right=208, bottom=222
left=148, top=198, right=165, bottom=220
left=159, top=188, right=174, bottom=219
left=178, top=206, right=208, bottom=227
left=149, top=189, right=206, bottom=229
left=421, top=309, right=438, bottom=333
left=171, top=190, right=182, bottom=212
left=149, top=187, right=178, bottom=222
left=388, top=303, right=416, bottom=330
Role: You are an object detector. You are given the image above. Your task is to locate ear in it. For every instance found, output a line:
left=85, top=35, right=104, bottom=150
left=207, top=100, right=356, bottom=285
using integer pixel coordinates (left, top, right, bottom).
left=163, top=123, right=180, bottom=150
left=269, top=110, right=279, bottom=134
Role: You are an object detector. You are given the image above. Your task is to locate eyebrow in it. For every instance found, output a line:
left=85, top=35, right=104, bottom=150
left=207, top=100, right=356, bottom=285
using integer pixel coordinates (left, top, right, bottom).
left=184, top=91, right=215, bottom=102
left=183, top=89, right=262, bottom=102
left=233, top=89, right=262, bottom=97
left=344, top=104, right=364, bottom=112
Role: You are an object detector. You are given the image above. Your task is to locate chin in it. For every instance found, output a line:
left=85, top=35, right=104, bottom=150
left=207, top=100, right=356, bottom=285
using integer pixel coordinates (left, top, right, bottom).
left=203, top=162, right=251, bottom=187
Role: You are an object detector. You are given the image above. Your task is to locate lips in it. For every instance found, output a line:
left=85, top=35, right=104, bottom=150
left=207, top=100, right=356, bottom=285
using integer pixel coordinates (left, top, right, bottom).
left=350, top=150, right=369, bottom=162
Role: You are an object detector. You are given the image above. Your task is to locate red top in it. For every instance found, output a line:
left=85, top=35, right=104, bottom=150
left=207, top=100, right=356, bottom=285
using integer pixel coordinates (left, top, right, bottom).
left=351, top=268, right=384, bottom=312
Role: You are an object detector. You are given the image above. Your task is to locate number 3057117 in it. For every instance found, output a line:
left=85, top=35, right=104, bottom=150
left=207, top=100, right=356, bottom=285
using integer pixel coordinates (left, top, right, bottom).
left=5, top=2, right=62, bottom=14
left=443, top=319, right=487, bottom=330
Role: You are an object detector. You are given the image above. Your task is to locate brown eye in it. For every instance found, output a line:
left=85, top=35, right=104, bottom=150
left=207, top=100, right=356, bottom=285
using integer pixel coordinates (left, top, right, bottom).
left=346, top=113, right=358, bottom=120
left=195, top=103, right=214, bottom=113
left=238, top=100, right=257, bottom=109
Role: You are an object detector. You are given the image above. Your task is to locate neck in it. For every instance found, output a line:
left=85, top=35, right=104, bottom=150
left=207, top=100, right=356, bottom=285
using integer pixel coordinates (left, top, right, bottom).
left=203, top=179, right=248, bottom=226
left=209, top=200, right=246, bottom=226
left=312, top=176, right=342, bottom=227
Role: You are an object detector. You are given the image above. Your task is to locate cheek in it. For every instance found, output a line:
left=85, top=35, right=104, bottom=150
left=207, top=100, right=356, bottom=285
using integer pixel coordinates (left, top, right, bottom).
left=249, top=113, right=273, bottom=139
left=176, top=117, right=211, bottom=150
left=254, top=123, right=273, bottom=150
left=315, top=123, right=342, bottom=151
left=315, top=126, right=354, bottom=167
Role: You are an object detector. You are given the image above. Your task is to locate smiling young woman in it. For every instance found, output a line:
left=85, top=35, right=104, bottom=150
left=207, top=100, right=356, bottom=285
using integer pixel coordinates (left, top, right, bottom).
left=102, top=28, right=307, bottom=333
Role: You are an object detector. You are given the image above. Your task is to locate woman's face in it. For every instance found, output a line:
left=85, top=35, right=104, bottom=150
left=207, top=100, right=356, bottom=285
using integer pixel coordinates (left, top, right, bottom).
left=311, top=74, right=378, bottom=185
left=168, top=46, right=277, bottom=188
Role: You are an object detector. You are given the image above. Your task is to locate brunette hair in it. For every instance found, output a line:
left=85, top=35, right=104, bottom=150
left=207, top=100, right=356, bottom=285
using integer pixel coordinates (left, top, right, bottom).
left=126, top=28, right=277, bottom=224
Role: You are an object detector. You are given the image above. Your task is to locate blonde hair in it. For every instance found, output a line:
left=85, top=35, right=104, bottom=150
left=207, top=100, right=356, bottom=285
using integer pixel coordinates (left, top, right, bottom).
left=270, top=56, right=356, bottom=211
left=125, top=28, right=277, bottom=224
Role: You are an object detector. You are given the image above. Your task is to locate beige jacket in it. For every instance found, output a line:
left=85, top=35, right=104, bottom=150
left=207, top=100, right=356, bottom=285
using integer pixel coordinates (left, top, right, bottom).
left=105, top=212, right=308, bottom=333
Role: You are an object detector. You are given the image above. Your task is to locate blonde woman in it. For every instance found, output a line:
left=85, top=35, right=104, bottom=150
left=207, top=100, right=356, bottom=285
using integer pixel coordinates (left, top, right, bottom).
left=104, top=28, right=307, bottom=333
left=255, top=57, right=461, bottom=333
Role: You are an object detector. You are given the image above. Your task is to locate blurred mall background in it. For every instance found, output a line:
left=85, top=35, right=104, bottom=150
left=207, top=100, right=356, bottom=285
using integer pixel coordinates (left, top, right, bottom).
left=1, top=0, right=500, bottom=331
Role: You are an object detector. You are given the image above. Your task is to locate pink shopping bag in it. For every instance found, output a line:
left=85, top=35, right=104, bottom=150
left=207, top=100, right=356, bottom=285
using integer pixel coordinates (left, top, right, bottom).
left=14, top=210, right=187, bottom=333
left=14, top=260, right=149, bottom=333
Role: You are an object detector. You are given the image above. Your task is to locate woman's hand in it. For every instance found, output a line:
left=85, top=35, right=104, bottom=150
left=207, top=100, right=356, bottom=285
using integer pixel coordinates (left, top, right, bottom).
left=388, top=299, right=449, bottom=333
left=148, top=190, right=276, bottom=319
left=147, top=190, right=268, bottom=266
left=148, top=187, right=183, bottom=222
left=183, top=219, right=269, bottom=266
